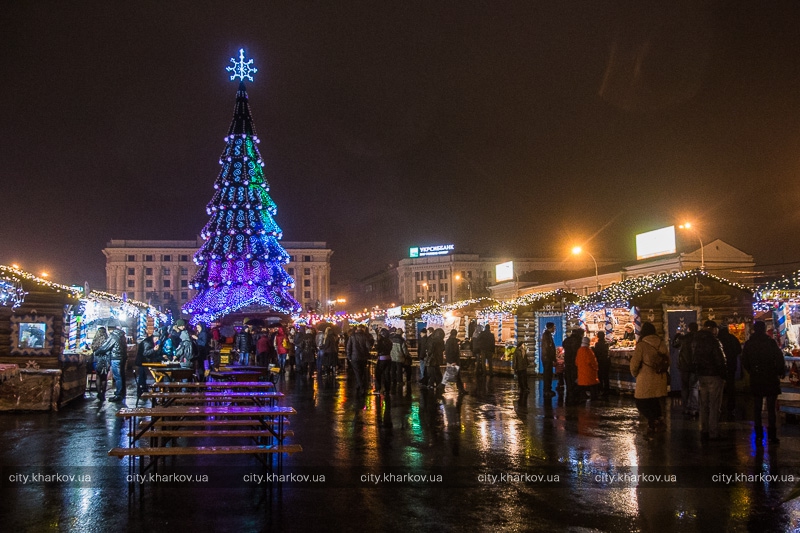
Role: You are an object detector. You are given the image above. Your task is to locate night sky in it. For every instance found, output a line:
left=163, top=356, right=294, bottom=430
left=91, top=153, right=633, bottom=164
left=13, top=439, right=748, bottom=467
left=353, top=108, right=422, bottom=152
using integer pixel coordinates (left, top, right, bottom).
left=2, top=2, right=799, bottom=290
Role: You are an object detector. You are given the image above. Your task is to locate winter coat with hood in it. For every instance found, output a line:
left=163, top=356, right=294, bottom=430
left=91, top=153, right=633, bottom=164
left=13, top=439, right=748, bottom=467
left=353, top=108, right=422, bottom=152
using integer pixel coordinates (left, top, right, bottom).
left=576, top=346, right=599, bottom=386
left=630, top=334, right=669, bottom=399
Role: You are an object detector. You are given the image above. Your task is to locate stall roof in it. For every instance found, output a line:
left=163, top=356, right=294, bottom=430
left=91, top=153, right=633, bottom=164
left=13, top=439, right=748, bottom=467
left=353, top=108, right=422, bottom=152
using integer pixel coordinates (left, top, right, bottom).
left=86, top=290, right=166, bottom=321
left=755, top=270, right=800, bottom=302
left=398, top=302, right=441, bottom=320
left=485, top=289, right=579, bottom=314
left=0, top=265, right=82, bottom=305
left=575, top=269, right=751, bottom=309
left=427, top=297, right=500, bottom=317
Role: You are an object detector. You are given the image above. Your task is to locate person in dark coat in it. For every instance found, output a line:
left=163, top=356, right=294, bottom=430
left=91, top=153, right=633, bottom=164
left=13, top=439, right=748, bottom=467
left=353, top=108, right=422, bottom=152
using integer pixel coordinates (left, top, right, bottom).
left=95, top=324, right=128, bottom=402
left=540, top=322, right=557, bottom=398
left=445, top=329, right=467, bottom=394
left=193, top=323, right=210, bottom=382
left=477, top=324, right=496, bottom=376
left=299, top=328, right=317, bottom=378
left=673, top=322, right=699, bottom=417
left=741, top=321, right=785, bottom=445
left=562, top=328, right=584, bottom=405
left=374, top=329, right=393, bottom=393
left=426, top=328, right=446, bottom=390
left=512, top=340, right=528, bottom=393
left=417, top=328, right=429, bottom=385
left=135, top=334, right=158, bottom=402
left=234, top=325, right=254, bottom=366
left=694, top=321, right=727, bottom=440
left=594, top=331, right=611, bottom=398
left=718, top=325, right=742, bottom=418
left=91, top=327, right=109, bottom=401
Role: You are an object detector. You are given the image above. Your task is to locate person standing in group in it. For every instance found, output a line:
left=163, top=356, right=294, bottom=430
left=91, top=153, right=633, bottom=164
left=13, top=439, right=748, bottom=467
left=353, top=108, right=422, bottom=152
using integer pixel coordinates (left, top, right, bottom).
left=426, top=329, right=446, bottom=390
left=692, top=320, right=728, bottom=441
left=255, top=328, right=271, bottom=368
left=293, top=326, right=305, bottom=375
left=472, top=324, right=484, bottom=374
left=134, top=333, right=158, bottom=402
left=718, top=325, right=742, bottom=418
left=478, top=324, right=496, bottom=376
left=622, top=324, right=636, bottom=341
left=674, top=322, right=700, bottom=418
left=630, top=322, right=669, bottom=439
left=159, top=326, right=174, bottom=362
left=346, top=325, right=373, bottom=395
left=576, top=337, right=600, bottom=401
left=299, top=327, right=317, bottom=378
left=91, top=327, right=109, bottom=401
left=742, top=320, right=785, bottom=445
left=445, top=329, right=468, bottom=394
left=374, top=329, right=392, bottom=393
left=417, top=328, right=429, bottom=385
left=389, top=328, right=411, bottom=390
left=398, top=329, right=413, bottom=386
left=274, top=325, right=290, bottom=374
left=174, top=320, right=194, bottom=370
left=193, top=323, right=209, bottom=382
left=512, top=340, right=528, bottom=393
left=234, top=325, right=254, bottom=366
left=540, top=322, right=557, bottom=398
left=594, top=332, right=611, bottom=399
left=562, top=328, right=584, bottom=405
left=95, top=323, right=128, bottom=402
left=321, top=327, right=339, bottom=376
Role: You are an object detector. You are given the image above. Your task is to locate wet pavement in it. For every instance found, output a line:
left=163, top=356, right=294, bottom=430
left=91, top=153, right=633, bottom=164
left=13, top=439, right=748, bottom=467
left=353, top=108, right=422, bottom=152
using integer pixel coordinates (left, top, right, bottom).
left=2, top=368, right=800, bottom=532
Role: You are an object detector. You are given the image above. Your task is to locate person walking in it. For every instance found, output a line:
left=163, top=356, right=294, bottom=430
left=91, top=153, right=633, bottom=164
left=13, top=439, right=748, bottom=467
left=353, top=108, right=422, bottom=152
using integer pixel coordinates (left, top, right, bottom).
left=319, top=327, right=339, bottom=377
left=718, top=325, right=742, bottom=418
left=512, top=340, right=528, bottom=393
left=630, top=322, right=669, bottom=439
left=741, top=321, right=785, bottom=445
left=594, top=332, right=611, bottom=398
left=693, top=320, right=727, bottom=440
left=562, top=328, right=584, bottom=405
left=426, top=328, right=445, bottom=390
left=274, top=325, right=290, bottom=374
left=234, top=325, right=254, bottom=366
left=472, top=324, right=484, bottom=375
left=91, top=327, right=109, bottom=401
left=445, top=329, right=468, bottom=394
left=576, top=337, right=599, bottom=401
left=673, top=322, right=700, bottom=418
left=389, top=329, right=411, bottom=390
left=417, top=328, right=429, bottom=385
left=299, top=327, right=317, bottom=378
left=540, top=322, right=557, bottom=398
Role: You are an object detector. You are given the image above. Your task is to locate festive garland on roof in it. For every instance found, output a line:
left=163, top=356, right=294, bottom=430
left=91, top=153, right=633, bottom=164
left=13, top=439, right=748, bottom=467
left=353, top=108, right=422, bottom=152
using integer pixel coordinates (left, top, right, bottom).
left=87, top=290, right=166, bottom=319
left=398, top=302, right=440, bottom=319
left=575, top=269, right=751, bottom=310
left=0, top=265, right=82, bottom=298
left=425, top=297, right=499, bottom=316
left=485, top=289, right=578, bottom=314
left=755, top=270, right=800, bottom=302
left=0, top=279, right=26, bottom=309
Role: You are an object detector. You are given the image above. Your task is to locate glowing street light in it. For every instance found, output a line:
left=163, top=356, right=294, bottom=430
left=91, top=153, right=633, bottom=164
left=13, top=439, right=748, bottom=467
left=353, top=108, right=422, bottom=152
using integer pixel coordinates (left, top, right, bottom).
left=455, top=274, right=473, bottom=299
left=678, top=222, right=705, bottom=271
left=40, top=272, right=49, bottom=278
left=572, top=246, right=599, bottom=291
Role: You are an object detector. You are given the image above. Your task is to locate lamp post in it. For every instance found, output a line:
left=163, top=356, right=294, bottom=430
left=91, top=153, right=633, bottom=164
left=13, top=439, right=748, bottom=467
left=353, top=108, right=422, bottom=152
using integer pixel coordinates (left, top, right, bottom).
left=455, top=274, right=473, bottom=300
left=572, top=246, right=599, bottom=291
left=678, top=222, right=705, bottom=271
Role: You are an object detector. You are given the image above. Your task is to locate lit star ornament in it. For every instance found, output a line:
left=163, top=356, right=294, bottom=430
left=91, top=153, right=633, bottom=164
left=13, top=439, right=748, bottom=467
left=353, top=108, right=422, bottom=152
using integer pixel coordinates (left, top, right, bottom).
left=226, top=48, right=258, bottom=82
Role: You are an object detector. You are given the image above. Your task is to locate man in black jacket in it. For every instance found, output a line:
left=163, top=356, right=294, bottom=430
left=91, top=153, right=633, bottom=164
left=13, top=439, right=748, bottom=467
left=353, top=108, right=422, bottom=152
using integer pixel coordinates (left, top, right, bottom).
left=134, top=334, right=158, bottom=404
left=742, top=321, right=785, bottom=445
left=562, top=328, right=584, bottom=404
left=694, top=320, right=727, bottom=440
left=540, top=322, right=557, bottom=398
left=673, top=322, right=699, bottom=418
left=95, top=324, right=128, bottom=402
left=234, top=325, right=254, bottom=366
left=346, top=326, right=372, bottom=395
left=718, top=325, right=742, bottom=418
left=477, top=325, right=496, bottom=376
left=417, top=328, right=429, bottom=385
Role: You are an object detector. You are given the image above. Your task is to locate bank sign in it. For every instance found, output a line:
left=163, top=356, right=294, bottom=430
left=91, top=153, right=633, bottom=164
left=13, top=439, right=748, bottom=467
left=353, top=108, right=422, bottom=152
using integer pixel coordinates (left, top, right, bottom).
left=409, top=244, right=455, bottom=258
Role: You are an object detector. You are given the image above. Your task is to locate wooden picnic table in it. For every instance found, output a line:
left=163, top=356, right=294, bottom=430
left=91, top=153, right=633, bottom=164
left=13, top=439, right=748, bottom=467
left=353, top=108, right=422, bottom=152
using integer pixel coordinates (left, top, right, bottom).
left=141, top=390, right=284, bottom=407
left=151, top=381, right=274, bottom=391
left=208, top=371, right=263, bottom=382
left=143, top=363, right=194, bottom=383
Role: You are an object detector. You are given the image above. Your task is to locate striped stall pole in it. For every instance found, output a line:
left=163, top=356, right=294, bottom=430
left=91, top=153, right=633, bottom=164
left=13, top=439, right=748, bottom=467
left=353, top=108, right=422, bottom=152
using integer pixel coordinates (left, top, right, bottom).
left=512, top=313, right=518, bottom=345
left=497, top=314, right=503, bottom=343
left=774, top=304, right=788, bottom=347
left=604, top=307, right=615, bottom=342
left=578, top=310, right=587, bottom=332
left=67, top=314, right=78, bottom=351
left=631, top=307, right=642, bottom=338
left=138, top=311, right=147, bottom=340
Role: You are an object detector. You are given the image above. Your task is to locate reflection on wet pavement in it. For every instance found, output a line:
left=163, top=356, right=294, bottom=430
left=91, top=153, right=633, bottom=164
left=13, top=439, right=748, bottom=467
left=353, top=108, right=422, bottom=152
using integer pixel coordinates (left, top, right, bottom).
left=1, top=371, right=800, bottom=532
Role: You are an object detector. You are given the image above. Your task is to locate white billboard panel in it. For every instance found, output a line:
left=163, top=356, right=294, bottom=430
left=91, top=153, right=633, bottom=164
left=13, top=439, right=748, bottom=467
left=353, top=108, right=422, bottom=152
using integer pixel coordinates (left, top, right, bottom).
left=636, top=226, right=677, bottom=260
left=496, top=261, right=514, bottom=282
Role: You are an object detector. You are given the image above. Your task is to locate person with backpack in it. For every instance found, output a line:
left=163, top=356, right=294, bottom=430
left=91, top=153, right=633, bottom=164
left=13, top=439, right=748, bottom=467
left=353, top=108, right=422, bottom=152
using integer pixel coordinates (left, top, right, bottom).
left=693, top=320, right=728, bottom=441
left=630, top=322, right=669, bottom=439
left=742, top=320, right=786, bottom=445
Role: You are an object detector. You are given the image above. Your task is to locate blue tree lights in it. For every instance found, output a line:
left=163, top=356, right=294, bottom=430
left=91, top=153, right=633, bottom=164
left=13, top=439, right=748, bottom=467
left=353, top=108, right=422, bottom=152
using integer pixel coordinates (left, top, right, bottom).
left=183, top=50, right=300, bottom=323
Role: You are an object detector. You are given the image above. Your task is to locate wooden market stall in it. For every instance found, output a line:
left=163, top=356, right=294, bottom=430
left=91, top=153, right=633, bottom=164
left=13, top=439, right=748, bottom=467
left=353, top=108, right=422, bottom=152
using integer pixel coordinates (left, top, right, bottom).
left=572, top=269, right=753, bottom=393
left=0, top=266, right=82, bottom=410
left=480, top=290, right=578, bottom=375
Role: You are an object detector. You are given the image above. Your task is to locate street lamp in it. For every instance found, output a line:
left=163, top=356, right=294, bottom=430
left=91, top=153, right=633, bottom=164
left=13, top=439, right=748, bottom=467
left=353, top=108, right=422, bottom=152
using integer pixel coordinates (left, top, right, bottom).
left=455, top=274, right=473, bottom=299
left=678, top=222, right=705, bottom=271
left=572, top=246, right=599, bottom=291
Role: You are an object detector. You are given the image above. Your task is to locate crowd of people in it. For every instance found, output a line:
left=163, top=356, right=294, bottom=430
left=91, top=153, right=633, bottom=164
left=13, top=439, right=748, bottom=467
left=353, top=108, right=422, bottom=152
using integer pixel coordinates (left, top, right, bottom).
left=88, top=316, right=788, bottom=446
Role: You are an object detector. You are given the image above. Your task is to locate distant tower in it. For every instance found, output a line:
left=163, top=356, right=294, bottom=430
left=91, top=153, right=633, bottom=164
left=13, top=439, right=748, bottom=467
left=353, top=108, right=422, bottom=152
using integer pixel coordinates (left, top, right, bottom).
left=183, top=49, right=300, bottom=323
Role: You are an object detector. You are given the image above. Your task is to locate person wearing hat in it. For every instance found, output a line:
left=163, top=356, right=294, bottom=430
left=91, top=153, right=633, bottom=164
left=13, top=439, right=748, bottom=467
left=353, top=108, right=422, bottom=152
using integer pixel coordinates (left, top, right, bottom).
left=622, top=324, right=636, bottom=342
left=576, top=337, right=599, bottom=402
left=693, top=320, right=727, bottom=440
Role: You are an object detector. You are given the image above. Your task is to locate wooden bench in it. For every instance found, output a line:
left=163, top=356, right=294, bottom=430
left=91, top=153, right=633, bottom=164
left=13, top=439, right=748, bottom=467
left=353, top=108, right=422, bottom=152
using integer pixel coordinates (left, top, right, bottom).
left=109, top=444, right=302, bottom=457
left=141, top=391, right=284, bottom=407
left=140, top=419, right=290, bottom=429
left=151, top=381, right=274, bottom=391
left=135, top=429, right=295, bottom=439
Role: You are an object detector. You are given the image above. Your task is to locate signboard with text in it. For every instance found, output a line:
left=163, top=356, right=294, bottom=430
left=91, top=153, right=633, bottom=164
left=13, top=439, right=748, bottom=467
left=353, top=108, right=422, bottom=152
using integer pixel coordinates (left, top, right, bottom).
left=409, top=244, right=455, bottom=258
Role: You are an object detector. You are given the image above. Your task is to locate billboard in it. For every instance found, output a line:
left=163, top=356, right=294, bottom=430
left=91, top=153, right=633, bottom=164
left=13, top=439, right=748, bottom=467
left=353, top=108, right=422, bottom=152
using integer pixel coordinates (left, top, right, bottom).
left=636, top=226, right=677, bottom=260
left=409, top=244, right=455, bottom=258
left=496, top=261, right=514, bottom=282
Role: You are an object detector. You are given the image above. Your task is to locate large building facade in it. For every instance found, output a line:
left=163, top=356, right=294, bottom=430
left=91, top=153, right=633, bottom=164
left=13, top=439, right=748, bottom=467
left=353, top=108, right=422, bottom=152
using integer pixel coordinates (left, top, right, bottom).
left=103, top=239, right=332, bottom=313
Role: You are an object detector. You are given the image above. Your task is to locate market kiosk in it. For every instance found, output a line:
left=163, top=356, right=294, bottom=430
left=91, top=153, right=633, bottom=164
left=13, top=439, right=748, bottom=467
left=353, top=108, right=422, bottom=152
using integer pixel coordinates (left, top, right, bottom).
left=572, top=270, right=753, bottom=392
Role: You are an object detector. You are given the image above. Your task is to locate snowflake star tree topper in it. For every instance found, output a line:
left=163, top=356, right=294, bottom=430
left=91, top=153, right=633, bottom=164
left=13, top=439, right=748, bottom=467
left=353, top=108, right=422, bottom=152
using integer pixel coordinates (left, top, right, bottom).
left=227, top=48, right=258, bottom=82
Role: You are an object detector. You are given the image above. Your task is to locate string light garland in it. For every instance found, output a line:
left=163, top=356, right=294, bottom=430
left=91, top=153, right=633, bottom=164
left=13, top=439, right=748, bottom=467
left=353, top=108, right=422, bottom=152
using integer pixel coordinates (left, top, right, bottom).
left=183, top=51, right=300, bottom=324
left=484, top=289, right=578, bottom=314
left=0, top=265, right=82, bottom=298
left=755, top=270, right=800, bottom=303
left=0, top=279, right=26, bottom=309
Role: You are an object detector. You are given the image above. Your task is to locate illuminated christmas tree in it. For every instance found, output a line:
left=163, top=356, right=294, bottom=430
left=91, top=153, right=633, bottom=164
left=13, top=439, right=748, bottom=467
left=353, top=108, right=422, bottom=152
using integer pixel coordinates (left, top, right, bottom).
left=183, top=49, right=300, bottom=323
